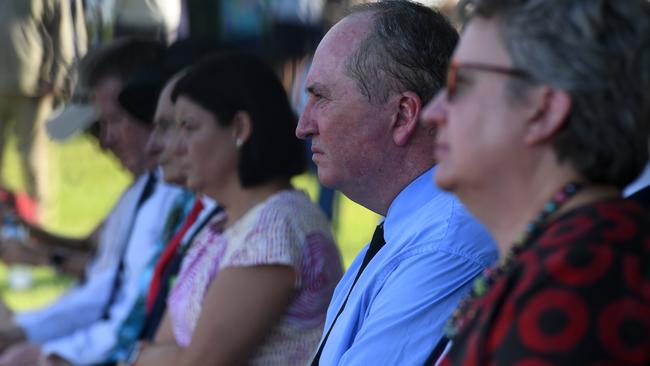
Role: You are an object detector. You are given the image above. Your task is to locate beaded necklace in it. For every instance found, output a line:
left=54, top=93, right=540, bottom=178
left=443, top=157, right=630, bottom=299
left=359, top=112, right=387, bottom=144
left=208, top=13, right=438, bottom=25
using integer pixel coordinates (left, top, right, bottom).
left=444, top=182, right=583, bottom=338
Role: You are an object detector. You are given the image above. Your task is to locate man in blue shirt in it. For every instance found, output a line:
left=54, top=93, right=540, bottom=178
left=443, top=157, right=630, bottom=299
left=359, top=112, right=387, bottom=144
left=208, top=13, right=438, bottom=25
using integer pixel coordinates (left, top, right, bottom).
left=295, top=1, right=498, bottom=364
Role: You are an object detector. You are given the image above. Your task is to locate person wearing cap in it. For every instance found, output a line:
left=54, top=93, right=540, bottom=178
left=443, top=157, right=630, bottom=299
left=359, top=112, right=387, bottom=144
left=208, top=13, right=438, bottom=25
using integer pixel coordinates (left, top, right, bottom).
left=0, top=38, right=187, bottom=366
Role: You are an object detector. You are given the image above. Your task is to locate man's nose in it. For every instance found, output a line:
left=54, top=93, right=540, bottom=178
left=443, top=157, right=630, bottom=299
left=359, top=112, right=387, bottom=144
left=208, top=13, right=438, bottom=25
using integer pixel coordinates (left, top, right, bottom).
left=296, top=106, right=317, bottom=140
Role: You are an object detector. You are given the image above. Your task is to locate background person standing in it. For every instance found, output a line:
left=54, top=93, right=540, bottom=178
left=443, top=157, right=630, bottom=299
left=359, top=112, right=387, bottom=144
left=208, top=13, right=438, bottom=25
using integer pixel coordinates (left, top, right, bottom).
left=0, top=0, right=87, bottom=222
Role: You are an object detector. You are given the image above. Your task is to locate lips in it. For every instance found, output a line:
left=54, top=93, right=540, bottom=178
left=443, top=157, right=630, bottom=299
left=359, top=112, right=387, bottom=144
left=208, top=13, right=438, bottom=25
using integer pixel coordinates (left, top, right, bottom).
left=311, top=146, right=324, bottom=159
left=311, top=145, right=323, bottom=154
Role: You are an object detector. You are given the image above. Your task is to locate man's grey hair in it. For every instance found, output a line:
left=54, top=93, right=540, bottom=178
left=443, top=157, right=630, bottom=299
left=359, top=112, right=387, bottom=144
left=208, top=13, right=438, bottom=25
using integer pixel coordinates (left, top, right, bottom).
left=345, top=0, right=459, bottom=105
left=457, top=0, right=650, bottom=189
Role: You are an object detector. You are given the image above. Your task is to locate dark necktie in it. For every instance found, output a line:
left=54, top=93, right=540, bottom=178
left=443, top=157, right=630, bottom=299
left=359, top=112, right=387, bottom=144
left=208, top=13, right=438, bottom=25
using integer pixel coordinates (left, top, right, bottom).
left=425, top=335, right=450, bottom=365
left=311, top=223, right=386, bottom=365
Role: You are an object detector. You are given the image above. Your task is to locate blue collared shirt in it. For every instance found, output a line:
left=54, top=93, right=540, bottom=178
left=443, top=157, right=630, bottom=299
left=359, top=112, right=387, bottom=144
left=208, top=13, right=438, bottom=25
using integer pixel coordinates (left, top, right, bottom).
left=317, top=167, right=498, bottom=365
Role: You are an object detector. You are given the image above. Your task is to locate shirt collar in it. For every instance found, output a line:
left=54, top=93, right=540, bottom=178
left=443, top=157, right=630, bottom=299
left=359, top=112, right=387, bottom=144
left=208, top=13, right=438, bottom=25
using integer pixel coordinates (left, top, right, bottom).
left=383, top=166, right=442, bottom=242
left=201, top=195, right=218, bottom=210
left=154, top=166, right=164, bottom=180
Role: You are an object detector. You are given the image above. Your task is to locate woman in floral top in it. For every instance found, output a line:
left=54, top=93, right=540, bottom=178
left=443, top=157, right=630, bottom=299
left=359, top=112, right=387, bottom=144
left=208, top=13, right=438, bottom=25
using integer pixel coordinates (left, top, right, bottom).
left=133, top=51, right=342, bottom=366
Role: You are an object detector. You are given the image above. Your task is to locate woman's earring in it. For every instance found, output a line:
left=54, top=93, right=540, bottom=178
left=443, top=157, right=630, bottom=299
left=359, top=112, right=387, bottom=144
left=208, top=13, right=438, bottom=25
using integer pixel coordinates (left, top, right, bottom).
left=235, top=139, right=243, bottom=148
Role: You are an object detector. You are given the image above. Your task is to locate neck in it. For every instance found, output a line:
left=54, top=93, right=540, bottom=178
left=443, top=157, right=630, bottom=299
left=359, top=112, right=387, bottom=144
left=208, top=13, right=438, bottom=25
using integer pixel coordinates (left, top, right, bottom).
left=133, top=159, right=159, bottom=177
left=351, top=164, right=432, bottom=216
left=346, top=148, right=434, bottom=216
left=458, top=166, right=618, bottom=257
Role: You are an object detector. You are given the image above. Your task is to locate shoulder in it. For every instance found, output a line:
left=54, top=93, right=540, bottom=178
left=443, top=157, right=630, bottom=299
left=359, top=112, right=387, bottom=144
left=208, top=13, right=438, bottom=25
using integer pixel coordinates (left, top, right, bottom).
left=452, top=200, right=650, bottom=365
left=536, top=198, right=650, bottom=251
left=441, top=194, right=497, bottom=264
left=222, top=190, right=336, bottom=268
left=255, top=189, right=332, bottom=235
left=388, top=189, right=497, bottom=269
left=507, top=198, right=650, bottom=328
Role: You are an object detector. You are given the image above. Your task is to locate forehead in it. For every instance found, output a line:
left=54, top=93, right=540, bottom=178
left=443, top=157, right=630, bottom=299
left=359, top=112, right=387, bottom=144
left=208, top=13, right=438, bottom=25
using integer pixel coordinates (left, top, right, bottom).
left=308, top=13, right=372, bottom=84
left=174, top=95, right=208, bottom=120
left=155, top=81, right=177, bottom=119
left=455, top=18, right=512, bottom=65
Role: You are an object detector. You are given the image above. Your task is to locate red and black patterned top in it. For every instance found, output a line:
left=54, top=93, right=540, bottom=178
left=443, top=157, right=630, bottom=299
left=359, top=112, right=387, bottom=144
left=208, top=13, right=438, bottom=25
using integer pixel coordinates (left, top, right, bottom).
left=439, top=198, right=650, bottom=366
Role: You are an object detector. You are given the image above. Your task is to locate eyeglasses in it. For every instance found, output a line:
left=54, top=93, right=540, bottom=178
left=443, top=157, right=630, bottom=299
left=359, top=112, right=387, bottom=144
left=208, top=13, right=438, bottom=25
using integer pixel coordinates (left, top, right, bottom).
left=446, top=60, right=532, bottom=100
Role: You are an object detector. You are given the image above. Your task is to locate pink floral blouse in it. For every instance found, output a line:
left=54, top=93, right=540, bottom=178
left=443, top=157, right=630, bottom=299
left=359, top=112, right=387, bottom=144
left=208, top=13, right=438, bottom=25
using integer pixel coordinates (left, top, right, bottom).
left=167, top=190, right=342, bottom=365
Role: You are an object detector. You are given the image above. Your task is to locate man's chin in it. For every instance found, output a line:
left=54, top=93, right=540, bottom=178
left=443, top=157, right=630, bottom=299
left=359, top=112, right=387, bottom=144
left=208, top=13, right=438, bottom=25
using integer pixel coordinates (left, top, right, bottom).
left=316, top=170, right=341, bottom=190
left=185, top=176, right=203, bottom=194
left=162, top=173, right=187, bottom=186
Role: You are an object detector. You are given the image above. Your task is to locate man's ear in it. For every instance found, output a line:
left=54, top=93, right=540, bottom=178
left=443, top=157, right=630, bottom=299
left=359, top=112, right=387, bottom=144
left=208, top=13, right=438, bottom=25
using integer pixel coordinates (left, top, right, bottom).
left=231, top=111, right=253, bottom=147
left=392, top=91, right=421, bottom=146
left=524, top=87, right=572, bottom=145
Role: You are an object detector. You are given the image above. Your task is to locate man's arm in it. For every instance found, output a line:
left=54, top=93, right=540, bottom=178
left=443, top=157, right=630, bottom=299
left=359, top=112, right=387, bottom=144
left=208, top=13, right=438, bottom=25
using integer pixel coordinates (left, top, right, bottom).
left=0, top=221, right=99, bottom=279
left=23, top=219, right=97, bottom=251
left=12, top=267, right=115, bottom=344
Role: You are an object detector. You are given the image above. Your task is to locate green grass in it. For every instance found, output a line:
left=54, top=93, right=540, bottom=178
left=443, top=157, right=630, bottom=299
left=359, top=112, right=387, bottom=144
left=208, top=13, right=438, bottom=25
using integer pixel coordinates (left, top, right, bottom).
left=0, top=265, right=74, bottom=311
left=1, top=135, right=379, bottom=311
left=3, top=132, right=131, bottom=236
left=2, top=132, right=130, bottom=310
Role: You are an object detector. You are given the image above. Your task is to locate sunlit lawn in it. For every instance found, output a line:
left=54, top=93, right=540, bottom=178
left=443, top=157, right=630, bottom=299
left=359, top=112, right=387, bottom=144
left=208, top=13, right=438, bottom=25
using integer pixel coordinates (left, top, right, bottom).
left=1, top=134, right=379, bottom=311
left=1, top=132, right=130, bottom=310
